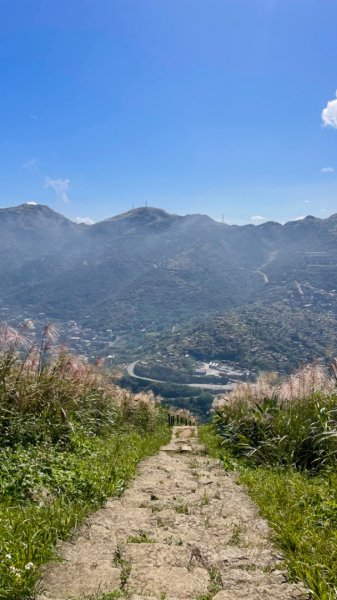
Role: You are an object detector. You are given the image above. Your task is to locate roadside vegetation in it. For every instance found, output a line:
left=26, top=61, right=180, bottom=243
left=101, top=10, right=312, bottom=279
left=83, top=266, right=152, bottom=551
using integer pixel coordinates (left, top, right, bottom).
left=200, top=362, right=337, bottom=599
left=0, top=323, right=170, bottom=600
left=119, top=373, right=214, bottom=420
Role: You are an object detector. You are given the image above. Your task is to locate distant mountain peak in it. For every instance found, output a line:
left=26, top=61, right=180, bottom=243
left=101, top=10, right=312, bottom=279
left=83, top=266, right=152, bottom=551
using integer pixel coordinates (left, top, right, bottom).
left=107, top=206, right=176, bottom=223
left=0, top=203, right=76, bottom=228
left=96, top=206, right=181, bottom=234
left=1, top=202, right=59, bottom=214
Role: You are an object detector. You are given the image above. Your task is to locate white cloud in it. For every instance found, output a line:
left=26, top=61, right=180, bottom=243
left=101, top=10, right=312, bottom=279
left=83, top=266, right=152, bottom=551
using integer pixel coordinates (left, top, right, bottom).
left=75, top=216, right=95, bottom=225
left=321, top=166, right=334, bottom=173
left=45, top=177, right=70, bottom=203
left=250, top=215, right=266, bottom=222
left=26, top=201, right=37, bottom=205
left=322, top=91, right=337, bottom=128
left=294, top=215, right=305, bottom=221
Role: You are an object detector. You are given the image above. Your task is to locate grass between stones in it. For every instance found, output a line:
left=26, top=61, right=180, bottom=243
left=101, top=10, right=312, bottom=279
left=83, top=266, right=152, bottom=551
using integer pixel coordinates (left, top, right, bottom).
left=127, top=531, right=155, bottom=544
left=199, top=424, right=337, bottom=600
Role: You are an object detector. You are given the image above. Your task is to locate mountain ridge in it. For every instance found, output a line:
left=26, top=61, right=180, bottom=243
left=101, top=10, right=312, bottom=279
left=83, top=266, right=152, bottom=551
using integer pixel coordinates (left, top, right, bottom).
left=1, top=202, right=337, bottom=374
left=3, top=201, right=337, bottom=228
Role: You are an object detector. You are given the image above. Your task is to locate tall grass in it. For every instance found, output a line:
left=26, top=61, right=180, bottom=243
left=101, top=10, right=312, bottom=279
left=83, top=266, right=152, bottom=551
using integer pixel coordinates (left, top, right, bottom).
left=0, top=322, right=170, bottom=599
left=213, top=362, right=337, bottom=470
left=0, top=322, right=164, bottom=446
left=203, top=362, right=337, bottom=598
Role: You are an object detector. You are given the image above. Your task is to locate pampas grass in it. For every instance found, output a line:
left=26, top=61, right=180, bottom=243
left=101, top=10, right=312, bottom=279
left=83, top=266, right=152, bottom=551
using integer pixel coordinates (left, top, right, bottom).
left=0, top=321, right=164, bottom=446
left=213, top=362, right=337, bottom=471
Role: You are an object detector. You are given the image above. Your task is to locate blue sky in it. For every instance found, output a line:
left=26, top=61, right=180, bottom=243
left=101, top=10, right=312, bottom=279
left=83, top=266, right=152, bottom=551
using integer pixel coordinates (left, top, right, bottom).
left=1, top=0, right=337, bottom=224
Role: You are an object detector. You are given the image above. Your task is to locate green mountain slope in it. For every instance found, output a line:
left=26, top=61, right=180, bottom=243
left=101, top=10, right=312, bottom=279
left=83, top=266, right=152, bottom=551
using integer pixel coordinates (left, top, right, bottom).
left=1, top=204, right=337, bottom=374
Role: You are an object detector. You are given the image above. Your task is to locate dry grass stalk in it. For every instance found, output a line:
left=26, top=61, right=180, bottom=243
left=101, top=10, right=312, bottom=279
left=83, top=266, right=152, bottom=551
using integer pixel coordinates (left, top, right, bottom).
left=214, top=362, right=336, bottom=410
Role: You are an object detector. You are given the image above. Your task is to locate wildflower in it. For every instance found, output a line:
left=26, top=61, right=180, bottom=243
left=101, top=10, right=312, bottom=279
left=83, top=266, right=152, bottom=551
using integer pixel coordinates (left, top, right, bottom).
left=9, top=566, right=19, bottom=574
left=5, top=553, right=12, bottom=560
left=25, top=562, right=34, bottom=570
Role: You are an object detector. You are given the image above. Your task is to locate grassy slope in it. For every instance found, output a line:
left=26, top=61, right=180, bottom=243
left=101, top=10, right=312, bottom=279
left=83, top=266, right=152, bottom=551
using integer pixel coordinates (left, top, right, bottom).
left=199, top=424, right=337, bottom=600
left=1, top=426, right=170, bottom=600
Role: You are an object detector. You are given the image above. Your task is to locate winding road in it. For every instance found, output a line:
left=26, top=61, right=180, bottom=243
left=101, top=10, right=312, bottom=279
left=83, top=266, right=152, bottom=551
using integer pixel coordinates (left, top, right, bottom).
left=127, top=361, right=234, bottom=391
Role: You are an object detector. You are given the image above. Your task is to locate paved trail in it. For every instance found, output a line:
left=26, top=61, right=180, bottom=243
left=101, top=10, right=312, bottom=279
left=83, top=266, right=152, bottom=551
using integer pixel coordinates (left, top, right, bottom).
left=36, top=427, right=306, bottom=600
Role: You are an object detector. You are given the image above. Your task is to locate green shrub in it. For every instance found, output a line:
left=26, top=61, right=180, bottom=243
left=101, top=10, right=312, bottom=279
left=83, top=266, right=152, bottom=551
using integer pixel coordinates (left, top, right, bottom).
left=213, top=365, right=337, bottom=471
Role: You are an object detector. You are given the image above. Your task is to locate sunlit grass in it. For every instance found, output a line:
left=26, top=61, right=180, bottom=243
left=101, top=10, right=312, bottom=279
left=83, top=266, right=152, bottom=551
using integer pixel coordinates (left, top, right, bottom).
left=0, top=323, right=170, bottom=599
left=212, top=364, right=337, bottom=471
left=200, top=422, right=337, bottom=599
left=0, top=429, right=170, bottom=600
left=240, top=468, right=337, bottom=599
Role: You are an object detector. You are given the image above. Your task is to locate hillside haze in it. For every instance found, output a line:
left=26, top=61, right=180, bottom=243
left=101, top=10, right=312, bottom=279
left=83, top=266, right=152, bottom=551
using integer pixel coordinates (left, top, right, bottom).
left=1, top=203, right=337, bottom=373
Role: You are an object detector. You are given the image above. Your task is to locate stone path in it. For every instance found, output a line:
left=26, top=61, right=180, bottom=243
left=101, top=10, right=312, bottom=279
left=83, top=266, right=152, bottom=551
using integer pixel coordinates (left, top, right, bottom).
left=36, top=427, right=307, bottom=600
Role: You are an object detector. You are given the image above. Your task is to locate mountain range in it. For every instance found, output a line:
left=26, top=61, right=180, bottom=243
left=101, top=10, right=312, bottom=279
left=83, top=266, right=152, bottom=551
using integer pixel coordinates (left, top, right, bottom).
left=1, top=202, right=337, bottom=373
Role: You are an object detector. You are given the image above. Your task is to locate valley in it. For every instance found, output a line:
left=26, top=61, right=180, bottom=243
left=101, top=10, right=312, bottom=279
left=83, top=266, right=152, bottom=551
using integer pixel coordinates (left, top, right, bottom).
left=2, top=203, right=337, bottom=413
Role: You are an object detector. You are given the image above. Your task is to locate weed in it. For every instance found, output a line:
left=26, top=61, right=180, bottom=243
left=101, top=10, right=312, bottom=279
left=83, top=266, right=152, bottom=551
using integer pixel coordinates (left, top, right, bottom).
left=113, top=546, right=123, bottom=567
left=120, top=561, right=131, bottom=590
left=91, top=593, right=124, bottom=600
left=112, top=546, right=131, bottom=592
left=229, top=523, right=244, bottom=546
left=240, top=564, right=258, bottom=572
left=174, top=502, right=189, bottom=514
left=127, top=531, right=154, bottom=544
left=196, top=566, right=222, bottom=600
left=209, top=567, right=223, bottom=594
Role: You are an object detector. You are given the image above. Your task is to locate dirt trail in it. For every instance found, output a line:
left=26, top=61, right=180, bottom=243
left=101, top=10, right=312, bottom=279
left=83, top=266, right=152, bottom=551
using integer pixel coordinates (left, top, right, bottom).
left=36, top=427, right=306, bottom=600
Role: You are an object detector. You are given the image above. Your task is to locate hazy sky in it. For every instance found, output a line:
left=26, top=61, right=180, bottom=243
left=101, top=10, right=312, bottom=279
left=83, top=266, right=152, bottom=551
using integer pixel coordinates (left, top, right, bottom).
left=1, top=0, right=337, bottom=224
